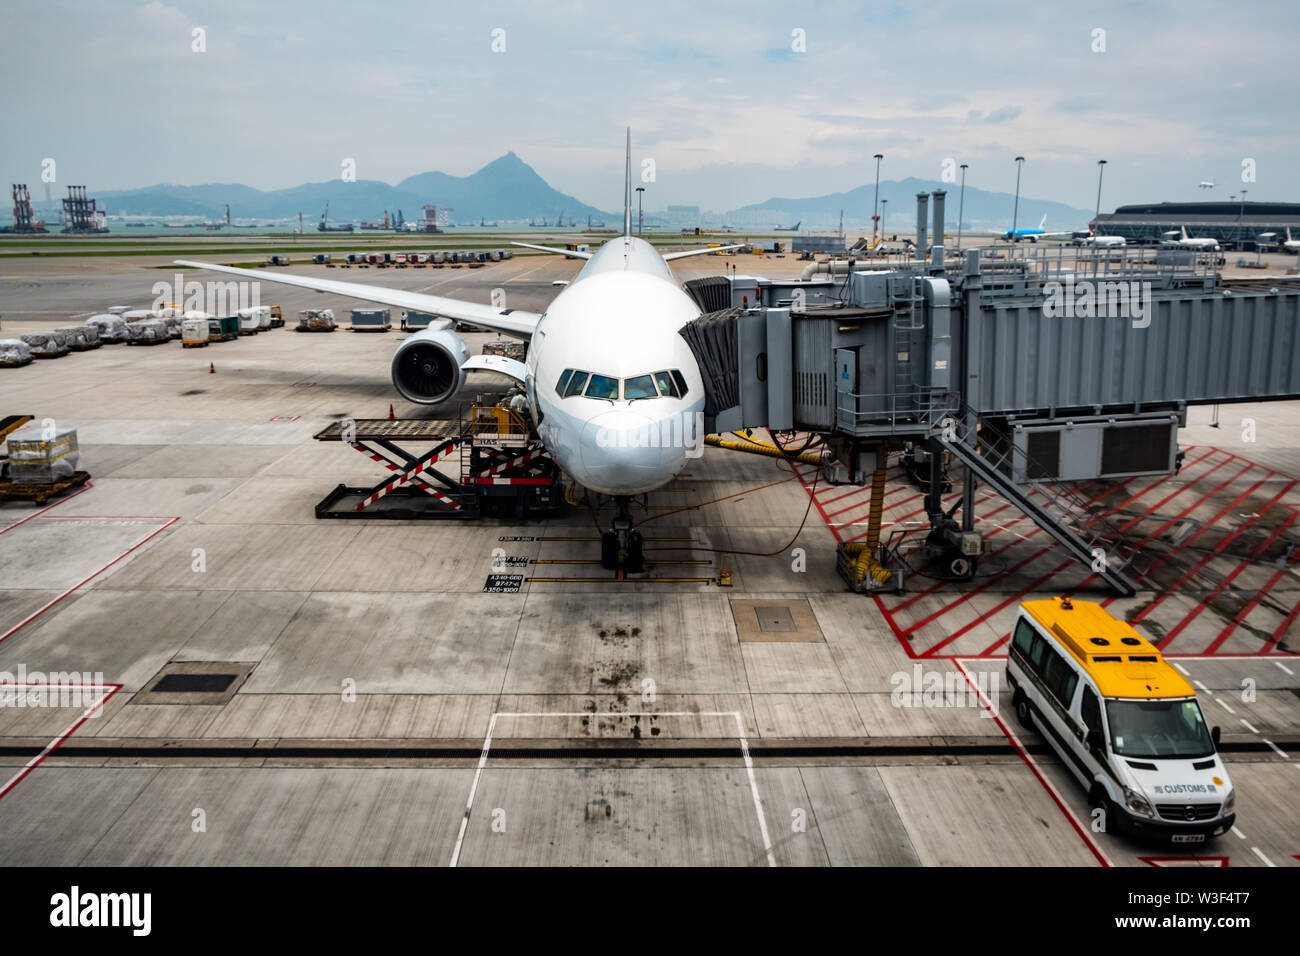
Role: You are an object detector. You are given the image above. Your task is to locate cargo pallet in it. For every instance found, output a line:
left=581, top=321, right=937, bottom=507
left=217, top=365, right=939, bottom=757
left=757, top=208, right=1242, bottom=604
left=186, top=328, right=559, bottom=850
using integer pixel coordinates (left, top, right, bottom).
left=294, top=326, right=336, bottom=333
left=312, top=406, right=561, bottom=520
left=0, top=470, right=90, bottom=506
left=0, top=358, right=33, bottom=368
left=126, top=338, right=170, bottom=346
left=181, top=340, right=209, bottom=348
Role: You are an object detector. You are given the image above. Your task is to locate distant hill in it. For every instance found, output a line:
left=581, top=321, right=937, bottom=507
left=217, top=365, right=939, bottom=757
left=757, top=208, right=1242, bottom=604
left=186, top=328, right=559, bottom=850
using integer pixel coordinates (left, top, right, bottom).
left=732, top=176, right=1095, bottom=232
left=34, top=153, right=616, bottom=224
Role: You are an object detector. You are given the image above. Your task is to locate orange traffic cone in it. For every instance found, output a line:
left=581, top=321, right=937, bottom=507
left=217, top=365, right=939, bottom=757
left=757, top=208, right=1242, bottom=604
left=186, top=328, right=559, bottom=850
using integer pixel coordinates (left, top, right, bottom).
left=387, top=403, right=395, bottom=420
left=209, top=362, right=215, bottom=374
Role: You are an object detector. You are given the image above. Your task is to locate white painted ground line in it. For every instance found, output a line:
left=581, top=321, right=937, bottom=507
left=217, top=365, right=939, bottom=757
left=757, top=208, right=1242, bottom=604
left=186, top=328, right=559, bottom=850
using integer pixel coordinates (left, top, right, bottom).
left=449, top=711, right=776, bottom=868
left=1240, top=719, right=1260, bottom=734
left=1215, top=698, right=1237, bottom=715
left=1250, top=846, right=1276, bottom=867
left=1274, top=660, right=1294, bottom=676
left=1173, top=663, right=1191, bottom=676
left=1231, top=826, right=1247, bottom=841
left=1193, top=679, right=1212, bottom=694
left=1262, top=739, right=1289, bottom=759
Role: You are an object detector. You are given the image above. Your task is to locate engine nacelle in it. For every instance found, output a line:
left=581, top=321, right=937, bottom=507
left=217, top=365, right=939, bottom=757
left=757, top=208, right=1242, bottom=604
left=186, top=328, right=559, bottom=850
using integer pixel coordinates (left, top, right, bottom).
left=390, top=325, right=468, bottom=405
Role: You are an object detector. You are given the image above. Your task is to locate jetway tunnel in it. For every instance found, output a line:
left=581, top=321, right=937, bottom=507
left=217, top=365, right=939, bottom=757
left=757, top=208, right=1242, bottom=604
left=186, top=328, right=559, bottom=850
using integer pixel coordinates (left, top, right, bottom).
left=678, top=210, right=1300, bottom=595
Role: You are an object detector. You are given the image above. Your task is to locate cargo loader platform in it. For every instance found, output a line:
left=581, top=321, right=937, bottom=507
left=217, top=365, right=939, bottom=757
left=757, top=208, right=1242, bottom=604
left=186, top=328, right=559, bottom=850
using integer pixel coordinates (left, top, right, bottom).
left=312, top=407, right=563, bottom=520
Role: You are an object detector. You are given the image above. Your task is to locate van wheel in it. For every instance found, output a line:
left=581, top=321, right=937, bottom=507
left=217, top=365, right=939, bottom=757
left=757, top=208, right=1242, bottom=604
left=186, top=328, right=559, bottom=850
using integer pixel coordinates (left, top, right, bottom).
left=1089, top=788, right=1113, bottom=836
left=1013, top=692, right=1032, bottom=729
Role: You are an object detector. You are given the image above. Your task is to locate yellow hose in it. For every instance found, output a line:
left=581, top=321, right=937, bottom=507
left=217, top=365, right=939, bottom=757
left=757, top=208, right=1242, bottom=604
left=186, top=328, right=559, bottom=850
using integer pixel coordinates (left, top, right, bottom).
left=705, top=435, right=826, bottom=466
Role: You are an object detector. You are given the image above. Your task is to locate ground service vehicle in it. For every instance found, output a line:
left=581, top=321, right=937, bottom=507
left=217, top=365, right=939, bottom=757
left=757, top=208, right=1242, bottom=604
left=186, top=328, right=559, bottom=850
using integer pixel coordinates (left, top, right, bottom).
left=1006, top=597, right=1235, bottom=843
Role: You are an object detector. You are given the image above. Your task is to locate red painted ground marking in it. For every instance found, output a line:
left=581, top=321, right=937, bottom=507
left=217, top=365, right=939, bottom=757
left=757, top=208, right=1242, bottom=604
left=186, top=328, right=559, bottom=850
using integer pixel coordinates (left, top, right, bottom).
left=1176, top=508, right=1299, bottom=654
left=922, top=559, right=1078, bottom=657
left=0, top=481, right=95, bottom=535
left=954, top=659, right=1110, bottom=866
left=1261, top=600, right=1300, bottom=655
left=0, top=517, right=178, bottom=644
left=1132, top=476, right=1281, bottom=633
left=1139, top=856, right=1230, bottom=867
left=0, top=683, right=122, bottom=802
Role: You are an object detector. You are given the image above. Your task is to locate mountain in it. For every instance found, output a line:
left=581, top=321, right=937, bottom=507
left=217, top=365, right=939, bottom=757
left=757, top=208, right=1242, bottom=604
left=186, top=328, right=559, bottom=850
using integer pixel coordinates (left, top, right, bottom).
left=34, top=153, right=617, bottom=223
left=731, top=176, right=1095, bottom=232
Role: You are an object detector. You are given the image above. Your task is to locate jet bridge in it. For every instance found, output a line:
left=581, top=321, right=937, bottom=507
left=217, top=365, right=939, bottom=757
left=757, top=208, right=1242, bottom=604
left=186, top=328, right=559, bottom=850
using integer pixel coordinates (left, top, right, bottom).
left=678, top=195, right=1300, bottom=595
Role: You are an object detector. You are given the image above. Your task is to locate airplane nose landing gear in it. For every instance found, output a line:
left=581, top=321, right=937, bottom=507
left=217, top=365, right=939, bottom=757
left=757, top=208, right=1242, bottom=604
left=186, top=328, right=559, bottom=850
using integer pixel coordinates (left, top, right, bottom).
left=600, top=495, right=646, bottom=573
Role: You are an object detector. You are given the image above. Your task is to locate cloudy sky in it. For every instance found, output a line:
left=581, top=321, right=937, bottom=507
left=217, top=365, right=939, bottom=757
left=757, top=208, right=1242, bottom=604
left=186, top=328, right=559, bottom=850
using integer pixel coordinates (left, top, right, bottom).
left=3, top=0, right=1296, bottom=213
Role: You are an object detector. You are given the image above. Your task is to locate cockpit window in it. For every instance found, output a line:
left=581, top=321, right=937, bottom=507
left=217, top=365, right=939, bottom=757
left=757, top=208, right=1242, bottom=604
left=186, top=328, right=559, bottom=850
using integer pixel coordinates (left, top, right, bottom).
left=585, top=374, right=620, bottom=400
left=653, top=370, right=678, bottom=398
left=563, top=370, right=589, bottom=398
left=556, top=368, right=689, bottom=401
left=624, top=374, right=658, bottom=401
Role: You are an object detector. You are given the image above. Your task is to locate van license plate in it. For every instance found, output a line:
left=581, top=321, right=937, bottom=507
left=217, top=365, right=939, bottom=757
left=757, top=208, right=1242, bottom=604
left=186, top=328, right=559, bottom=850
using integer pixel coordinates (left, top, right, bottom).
left=1171, top=834, right=1205, bottom=844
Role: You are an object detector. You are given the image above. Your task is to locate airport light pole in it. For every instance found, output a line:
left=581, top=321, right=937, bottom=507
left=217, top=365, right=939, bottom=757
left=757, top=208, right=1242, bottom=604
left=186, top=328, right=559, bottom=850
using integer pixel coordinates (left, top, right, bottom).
left=635, top=186, right=644, bottom=235
left=872, top=153, right=884, bottom=243
left=1094, top=159, right=1107, bottom=223
left=956, top=163, right=968, bottom=250
left=1238, top=188, right=1246, bottom=247
left=880, top=199, right=887, bottom=238
left=1012, top=156, right=1025, bottom=236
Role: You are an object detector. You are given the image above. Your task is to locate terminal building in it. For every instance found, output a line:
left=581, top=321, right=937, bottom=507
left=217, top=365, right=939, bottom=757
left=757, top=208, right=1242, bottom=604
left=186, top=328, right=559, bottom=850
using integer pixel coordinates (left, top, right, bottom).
left=1092, top=200, right=1300, bottom=248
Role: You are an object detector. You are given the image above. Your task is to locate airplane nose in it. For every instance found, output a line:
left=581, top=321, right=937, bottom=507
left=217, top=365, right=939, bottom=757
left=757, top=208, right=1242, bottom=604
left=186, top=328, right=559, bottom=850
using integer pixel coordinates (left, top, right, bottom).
left=580, top=410, right=676, bottom=493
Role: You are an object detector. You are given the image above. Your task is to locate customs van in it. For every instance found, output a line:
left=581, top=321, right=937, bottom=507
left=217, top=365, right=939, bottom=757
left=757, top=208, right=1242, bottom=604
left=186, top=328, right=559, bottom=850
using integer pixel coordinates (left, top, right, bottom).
left=1006, top=597, right=1234, bottom=843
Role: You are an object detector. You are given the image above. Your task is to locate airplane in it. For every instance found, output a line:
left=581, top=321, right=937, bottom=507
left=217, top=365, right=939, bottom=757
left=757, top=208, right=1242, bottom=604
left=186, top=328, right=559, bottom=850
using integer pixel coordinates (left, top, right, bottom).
left=1198, top=180, right=1218, bottom=189
left=175, top=129, right=741, bottom=572
left=775, top=221, right=801, bottom=231
left=1000, top=214, right=1070, bottom=242
left=1164, top=225, right=1220, bottom=251
left=1283, top=228, right=1300, bottom=252
left=1079, top=224, right=1125, bottom=248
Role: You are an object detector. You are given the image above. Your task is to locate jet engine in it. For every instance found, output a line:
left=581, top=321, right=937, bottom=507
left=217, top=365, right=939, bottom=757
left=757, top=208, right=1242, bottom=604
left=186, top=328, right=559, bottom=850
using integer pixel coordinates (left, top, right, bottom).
left=390, top=324, right=468, bottom=405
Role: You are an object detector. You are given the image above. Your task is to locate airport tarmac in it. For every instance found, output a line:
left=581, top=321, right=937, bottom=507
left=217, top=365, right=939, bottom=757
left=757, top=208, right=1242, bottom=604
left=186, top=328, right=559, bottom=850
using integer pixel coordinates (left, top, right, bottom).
left=0, top=247, right=1296, bottom=866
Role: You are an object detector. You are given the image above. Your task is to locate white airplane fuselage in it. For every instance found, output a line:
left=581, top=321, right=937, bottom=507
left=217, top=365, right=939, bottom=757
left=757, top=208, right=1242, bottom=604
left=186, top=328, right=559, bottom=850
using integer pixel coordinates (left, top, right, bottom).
left=525, top=235, right=707, bottom=496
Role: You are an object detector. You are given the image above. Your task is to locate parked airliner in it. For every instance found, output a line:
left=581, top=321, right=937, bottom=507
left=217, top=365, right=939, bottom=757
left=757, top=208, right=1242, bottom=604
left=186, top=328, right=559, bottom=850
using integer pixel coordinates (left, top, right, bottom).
left=176, top=129, right=739, bottom=570
left=1000, top=214, right=1070, bottom=242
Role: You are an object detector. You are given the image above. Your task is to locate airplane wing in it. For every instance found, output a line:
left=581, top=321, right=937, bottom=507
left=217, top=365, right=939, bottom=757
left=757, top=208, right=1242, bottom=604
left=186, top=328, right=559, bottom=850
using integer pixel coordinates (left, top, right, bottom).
left=662, top=244, right=744, bottom=261
left=510, top=242, right=592, bottom=260
left=173, top=260, right=541, bottom=339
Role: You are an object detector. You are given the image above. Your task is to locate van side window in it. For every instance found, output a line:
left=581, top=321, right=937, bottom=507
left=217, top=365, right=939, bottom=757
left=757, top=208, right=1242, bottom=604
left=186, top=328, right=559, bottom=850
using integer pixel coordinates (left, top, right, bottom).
left=1012, top=619, right=1036, bottom=657
left=1081, top=686, right=1102, bottom=735
left=1027, top=633, right=1048, bottom=672
left=1042, top=650, right=1077, bottom=706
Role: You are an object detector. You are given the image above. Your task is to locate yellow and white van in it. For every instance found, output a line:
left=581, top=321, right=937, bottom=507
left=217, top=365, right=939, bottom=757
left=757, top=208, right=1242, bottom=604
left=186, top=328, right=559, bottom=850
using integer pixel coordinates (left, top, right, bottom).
left=1006, top=597, right=1235, bottom=842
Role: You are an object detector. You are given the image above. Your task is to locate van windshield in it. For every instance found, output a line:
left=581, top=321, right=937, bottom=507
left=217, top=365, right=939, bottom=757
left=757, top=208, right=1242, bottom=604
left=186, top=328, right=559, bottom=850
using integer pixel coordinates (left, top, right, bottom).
left=1104, top=698, right=1214, bottom=759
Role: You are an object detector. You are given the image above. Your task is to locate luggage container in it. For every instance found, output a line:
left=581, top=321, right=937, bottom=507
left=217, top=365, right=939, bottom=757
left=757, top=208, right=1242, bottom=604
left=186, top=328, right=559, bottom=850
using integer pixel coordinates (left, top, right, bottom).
left=312, top=253, right=331, bottom=264
left=267, top=254, right=292, bottom=266
left=296, top=308, right=337, bottom=332
left=237, top=309, right=261, bottom=335
left=208, top=316, right=239, bottom=341
left=181, top=317, right=209, bottom=347
left=350, top=308, right=391, bottom=332
left=0, top=339, right=33, bottom=367
left=55, top=325, right=100, bottom=351
left=7, top=425, right=80, bottom=483
left=20, top=331, right=69, bottom=358
left=237, top=306, right=272, bottom=331
left=126, top=319, right=170, bottom=345
left=85, top=314, right=129, bottom=343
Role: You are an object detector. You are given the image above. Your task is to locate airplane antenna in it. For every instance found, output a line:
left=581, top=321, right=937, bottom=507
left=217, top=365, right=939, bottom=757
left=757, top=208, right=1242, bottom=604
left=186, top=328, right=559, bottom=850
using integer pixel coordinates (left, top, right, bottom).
left=624, top=127, right=632, bottom=238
